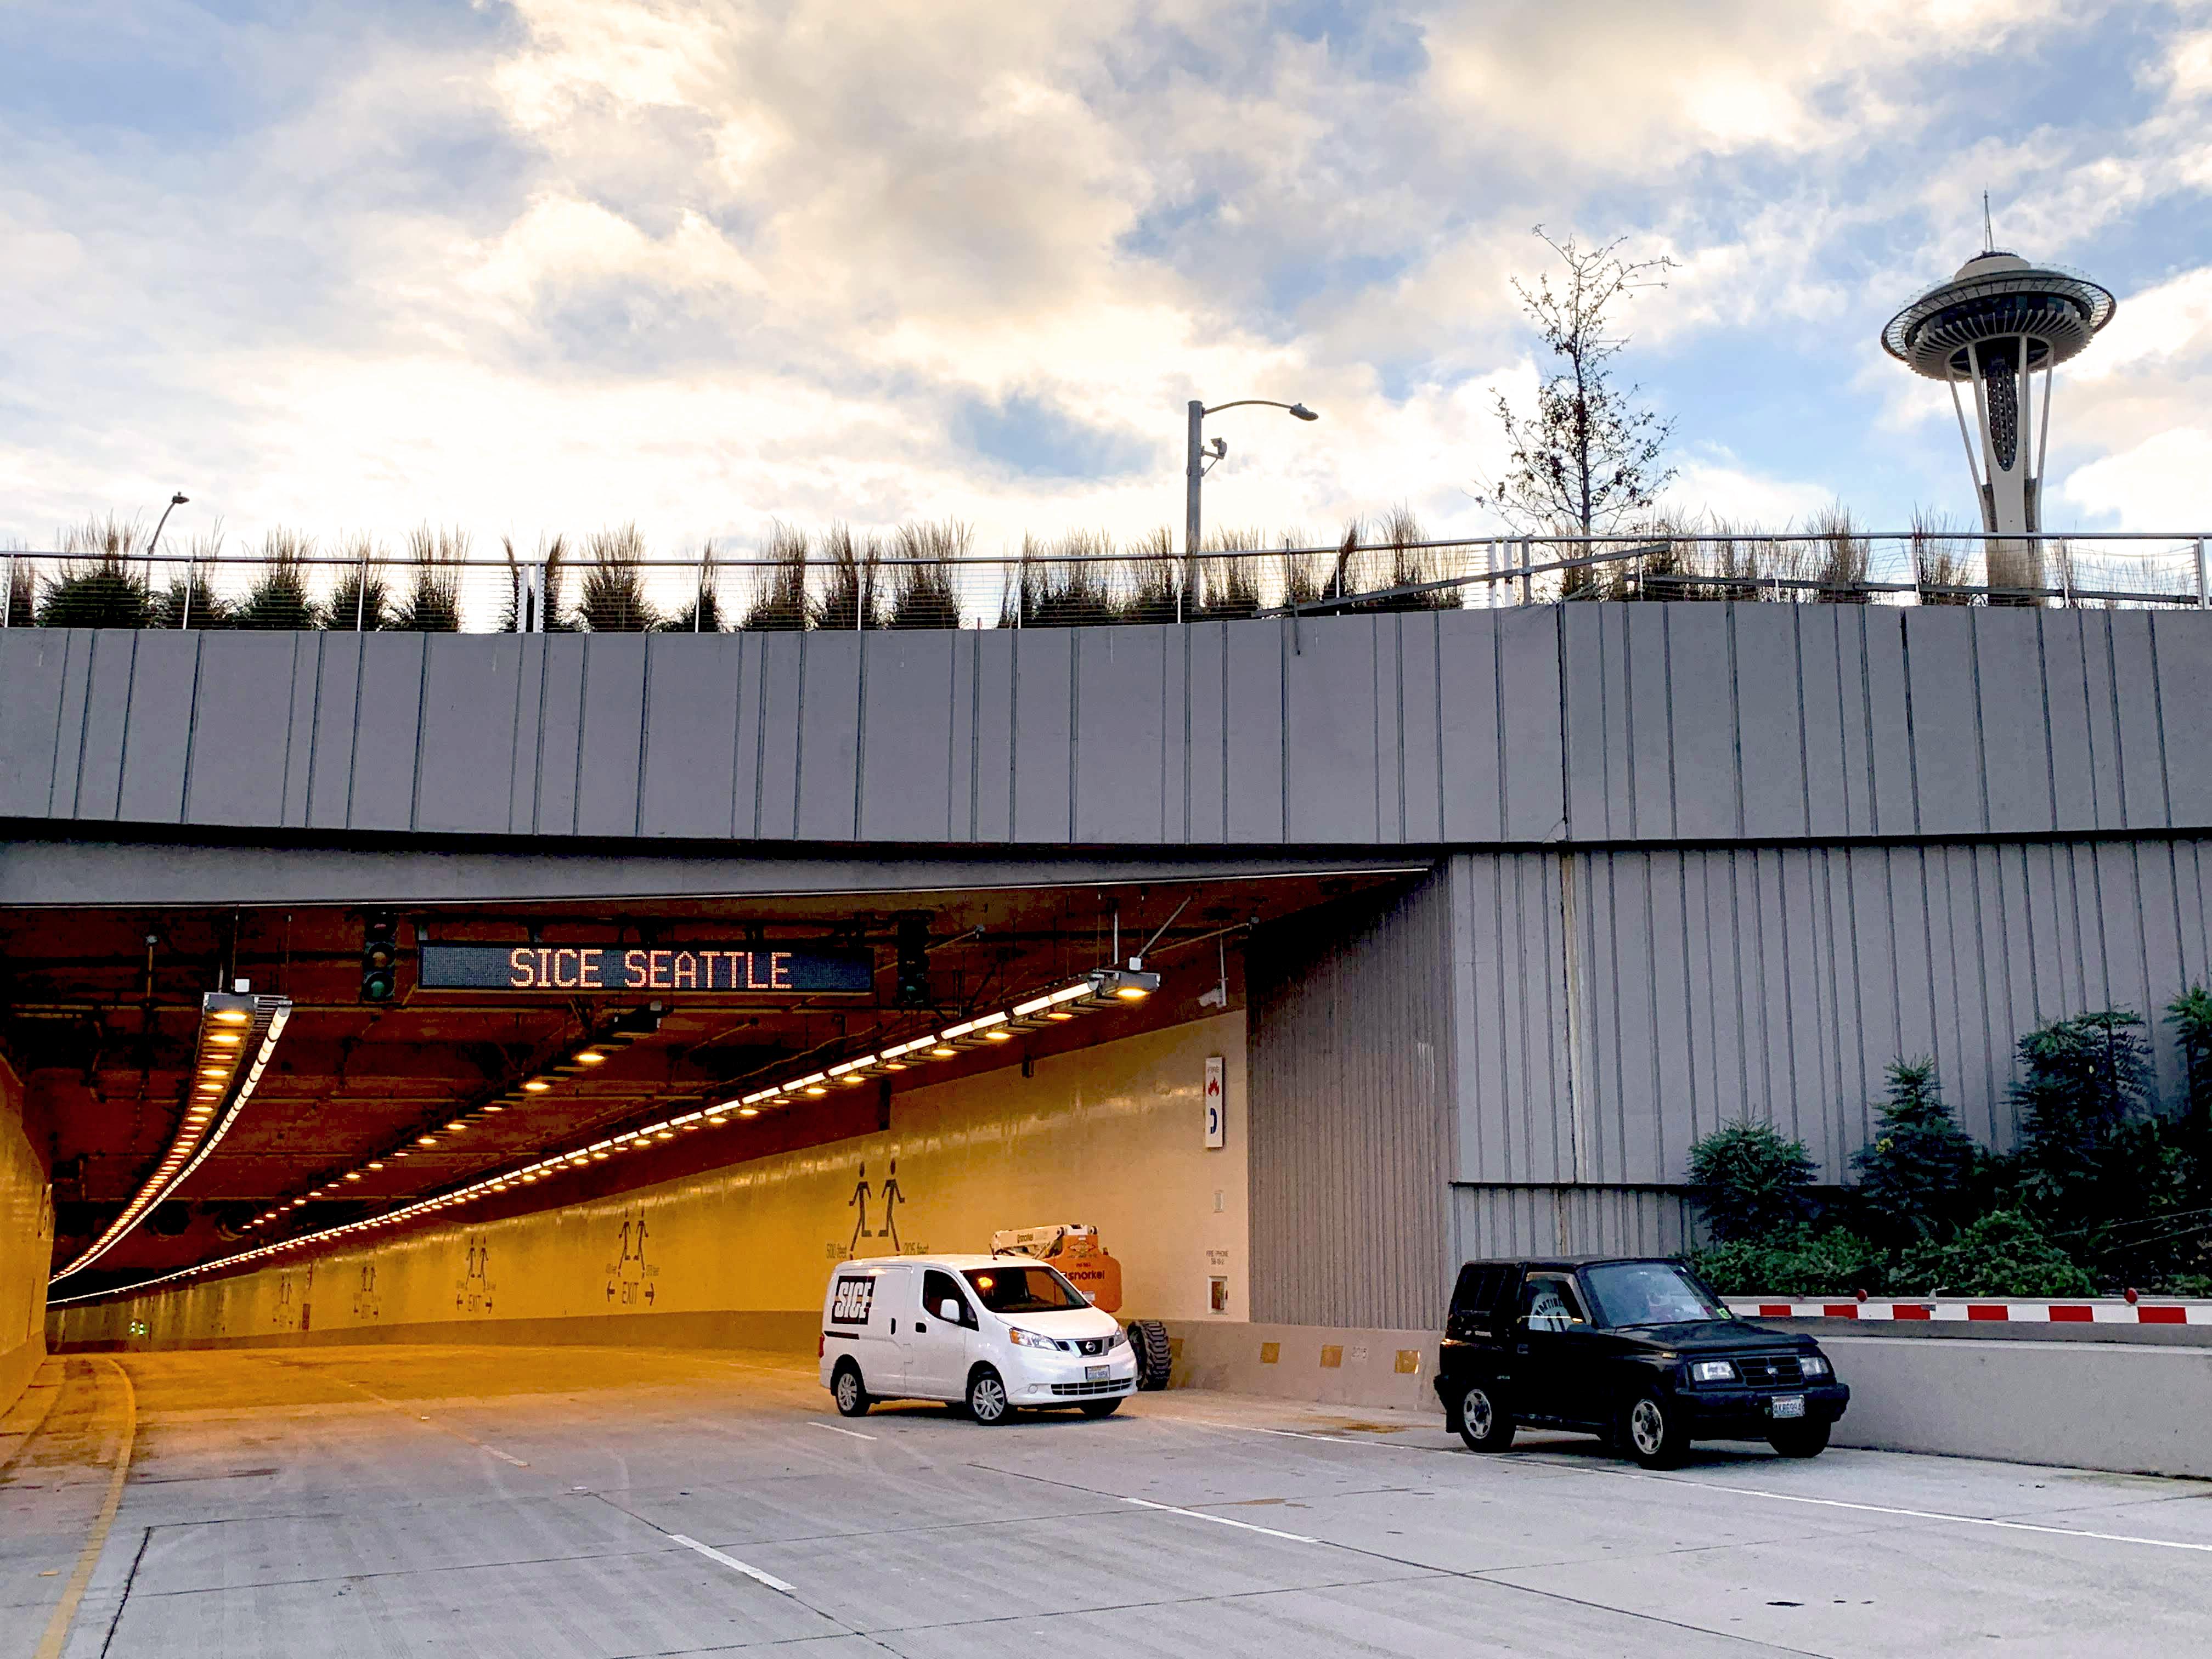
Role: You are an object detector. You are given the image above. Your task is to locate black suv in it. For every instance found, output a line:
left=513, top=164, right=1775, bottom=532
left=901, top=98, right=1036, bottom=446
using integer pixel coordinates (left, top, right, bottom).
left=1434, top=1255, right=1848, bottom=1468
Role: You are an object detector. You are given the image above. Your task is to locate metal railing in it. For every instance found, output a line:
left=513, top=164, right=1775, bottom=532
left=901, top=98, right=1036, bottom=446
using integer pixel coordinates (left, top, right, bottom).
left=2, top=531, right=2205, bottom=634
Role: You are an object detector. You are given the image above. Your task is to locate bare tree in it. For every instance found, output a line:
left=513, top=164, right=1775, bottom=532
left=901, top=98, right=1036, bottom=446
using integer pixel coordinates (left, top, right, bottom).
left=1486, top=227, right=1678, bottom=535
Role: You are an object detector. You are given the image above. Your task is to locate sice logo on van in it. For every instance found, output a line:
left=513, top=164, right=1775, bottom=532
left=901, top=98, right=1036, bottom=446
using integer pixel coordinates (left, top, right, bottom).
left=830, top=1275, right=876, bottom=1324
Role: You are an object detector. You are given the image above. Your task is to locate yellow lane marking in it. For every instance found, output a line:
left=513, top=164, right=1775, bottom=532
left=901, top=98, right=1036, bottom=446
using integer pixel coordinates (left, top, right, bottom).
left=34, top=1357, right=137, bottom=1659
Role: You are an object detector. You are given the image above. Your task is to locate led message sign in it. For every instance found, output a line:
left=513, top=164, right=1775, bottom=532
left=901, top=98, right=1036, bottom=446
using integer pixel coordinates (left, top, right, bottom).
left=417, top=943, right=873, bottom=995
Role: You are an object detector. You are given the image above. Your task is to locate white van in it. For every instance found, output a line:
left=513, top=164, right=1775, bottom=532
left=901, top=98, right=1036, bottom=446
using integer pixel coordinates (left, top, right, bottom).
left=819, top=1254, right=1138, bottom=1424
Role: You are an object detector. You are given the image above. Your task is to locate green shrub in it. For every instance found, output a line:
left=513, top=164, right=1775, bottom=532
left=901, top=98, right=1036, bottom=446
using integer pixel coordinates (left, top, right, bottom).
left=2171, top=985, right=2212, bottom=1134
left=235, top=531, right=321, bottom=629
left=1893, top=1210, right=2092, bottom=1297
left=1692, top=1226, right=1889, bottom=1297
left=1852, top=1059, right=1980, bottom=1244
left=1688, top=1119, right=1815, bottom=1242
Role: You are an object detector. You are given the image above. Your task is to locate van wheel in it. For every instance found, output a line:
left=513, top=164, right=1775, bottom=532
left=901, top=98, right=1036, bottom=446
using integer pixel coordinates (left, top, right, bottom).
left=1079, top=1397, right=1122, bottom=1419
left=1768, top=1421, right=1830, bottom=1458
left=1453, top=1382, right=1515, bottom=1452
left=1128, top=1321, right=1172, bottom=1390
left=831, top=1362, right=870, bottom=1418
left=1623, top=1390, right=1690, bottom=1469
left=966, top=1366, right=1013, bottom=1425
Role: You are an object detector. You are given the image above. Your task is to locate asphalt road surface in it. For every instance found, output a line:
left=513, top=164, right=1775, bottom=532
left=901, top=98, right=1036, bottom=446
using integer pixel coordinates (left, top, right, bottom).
left=5, top=1342, right=2210, bottom=1657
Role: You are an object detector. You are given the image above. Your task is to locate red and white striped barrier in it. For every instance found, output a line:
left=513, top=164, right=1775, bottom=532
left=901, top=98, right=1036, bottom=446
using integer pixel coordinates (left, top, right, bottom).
left=1726, top=1297, right=2212, bottom=1325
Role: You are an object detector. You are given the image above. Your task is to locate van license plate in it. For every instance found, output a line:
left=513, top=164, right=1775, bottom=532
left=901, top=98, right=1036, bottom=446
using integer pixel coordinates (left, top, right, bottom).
left=1086, top=1364, right=1109, bottom=1380
left=1771, top=1395, right=1805, bottom=1419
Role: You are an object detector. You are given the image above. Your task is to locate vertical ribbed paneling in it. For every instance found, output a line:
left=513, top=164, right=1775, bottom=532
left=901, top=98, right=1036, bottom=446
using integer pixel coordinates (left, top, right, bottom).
left=1247, top=874, right=1454, bottom=1328
left=1449, top=1184, right=1693, bottom=1261
left=1455, top=838, right=2212, bottom=1189
left=8, top=611, right=2204, bottom=847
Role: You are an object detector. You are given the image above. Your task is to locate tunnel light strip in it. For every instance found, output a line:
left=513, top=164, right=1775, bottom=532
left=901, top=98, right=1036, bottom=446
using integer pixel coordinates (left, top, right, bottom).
left=241, top=1016, right=660, bottom=1232
left=49, top=992, right=292, bottom=1286
left=47, top=967, right=1159, bottom=1308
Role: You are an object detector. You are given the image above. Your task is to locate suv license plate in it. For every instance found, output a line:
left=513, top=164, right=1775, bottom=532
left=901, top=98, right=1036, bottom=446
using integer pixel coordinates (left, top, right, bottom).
left=1771, top=1395, right=1805, bottom=1419
left=1086, top=1364, right=1109, bottom=1380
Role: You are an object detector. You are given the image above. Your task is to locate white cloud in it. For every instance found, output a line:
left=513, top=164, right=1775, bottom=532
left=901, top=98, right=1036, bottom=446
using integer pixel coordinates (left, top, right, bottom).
left=2, top=0, right=2206, bottom=564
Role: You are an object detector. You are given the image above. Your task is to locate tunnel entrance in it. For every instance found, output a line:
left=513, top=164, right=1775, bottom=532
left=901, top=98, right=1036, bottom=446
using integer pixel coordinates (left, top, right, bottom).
left=10, top=871, right=1407, bottom=1348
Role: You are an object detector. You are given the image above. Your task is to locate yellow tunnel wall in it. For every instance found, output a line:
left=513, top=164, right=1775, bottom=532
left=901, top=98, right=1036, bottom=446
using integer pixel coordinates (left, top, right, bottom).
left=1, top=1056, right=53, bottom=1413
left=50, top=1013, right=1247, bottom=1353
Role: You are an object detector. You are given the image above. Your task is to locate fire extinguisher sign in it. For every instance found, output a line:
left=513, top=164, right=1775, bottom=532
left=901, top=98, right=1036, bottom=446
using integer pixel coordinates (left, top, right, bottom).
left=1203, top=1056, right=1226, bottom=1149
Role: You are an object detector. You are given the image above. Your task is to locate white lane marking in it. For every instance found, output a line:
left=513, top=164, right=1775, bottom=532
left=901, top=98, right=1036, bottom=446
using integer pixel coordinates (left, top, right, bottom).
left=1185, top=1417, right=2212, bottom=1556
left=1594, top=1470, right=2212, bottom=1555
left=668, top=1532, right=799, bottom=1594
left=805, top=1420, right=876, bottom=1441
left=1121, top=1494, right=1318, bottom=1544
left=482, top=1446, right=531, bottom=1467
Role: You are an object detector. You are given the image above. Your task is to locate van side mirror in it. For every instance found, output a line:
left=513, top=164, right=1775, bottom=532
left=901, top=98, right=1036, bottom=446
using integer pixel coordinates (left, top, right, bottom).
left=937, top=1299, right=962, bottom=1323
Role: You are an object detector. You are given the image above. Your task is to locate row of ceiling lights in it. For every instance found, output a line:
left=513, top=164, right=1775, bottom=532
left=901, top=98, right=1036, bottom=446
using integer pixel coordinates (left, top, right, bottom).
left=49, top=967, right=1158, bottom=1307
left=240, top=1015, right=662, bottom=1231
left=50, top=991, right=292, bottom=1284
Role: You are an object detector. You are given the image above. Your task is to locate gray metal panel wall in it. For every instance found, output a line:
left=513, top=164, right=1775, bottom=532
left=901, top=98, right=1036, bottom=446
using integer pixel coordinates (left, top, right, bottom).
left=1452, top=839, right=2212, bottom=1188
left=1246, top=875, right=1454, bottom=1328
left=1450, top=1184, right=1694, bottom=1262
left=13, top=607, right=2202, bottom=848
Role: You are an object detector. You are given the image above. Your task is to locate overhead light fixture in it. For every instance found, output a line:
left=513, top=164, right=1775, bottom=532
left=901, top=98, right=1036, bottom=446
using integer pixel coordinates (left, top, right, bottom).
left=51, top=968, right=1162, bottom=1306
left=47, top=991, right=291, bottom=1286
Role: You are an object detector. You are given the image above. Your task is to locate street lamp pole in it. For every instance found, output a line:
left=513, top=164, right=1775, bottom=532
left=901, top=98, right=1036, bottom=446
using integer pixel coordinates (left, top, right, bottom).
left=1182, top=398, right=1319, bottom=603
left=146, top=492, right=189, bottom=558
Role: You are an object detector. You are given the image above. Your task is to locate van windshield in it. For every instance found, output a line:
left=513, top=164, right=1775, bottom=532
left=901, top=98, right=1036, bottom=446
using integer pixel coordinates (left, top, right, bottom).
left=963, top=1265, right=1086, bottom=1313
left=1581, top=1261, right=1729, bottom=1328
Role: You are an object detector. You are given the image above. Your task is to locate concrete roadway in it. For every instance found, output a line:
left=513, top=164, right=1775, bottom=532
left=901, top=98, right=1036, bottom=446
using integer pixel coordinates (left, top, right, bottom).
left=5, top=1343, right=2210, bottom=1658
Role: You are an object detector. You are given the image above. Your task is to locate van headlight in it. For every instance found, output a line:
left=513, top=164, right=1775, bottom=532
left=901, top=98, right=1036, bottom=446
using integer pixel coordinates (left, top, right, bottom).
left=1799, top=1355, right=1830, bottom=1378
left=1008, top=1328, right=1063, bottom=1351
left=1690, top=1360, right=1739, bottom=1385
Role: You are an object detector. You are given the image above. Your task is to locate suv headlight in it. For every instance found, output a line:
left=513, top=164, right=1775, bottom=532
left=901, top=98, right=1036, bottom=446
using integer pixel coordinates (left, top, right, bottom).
left=1690, top=1359, right=1739, bottom=1385
left=1008, top=1328, right=1063, bottom=1351
left=1799, top=1355, right=1830, bottom=1378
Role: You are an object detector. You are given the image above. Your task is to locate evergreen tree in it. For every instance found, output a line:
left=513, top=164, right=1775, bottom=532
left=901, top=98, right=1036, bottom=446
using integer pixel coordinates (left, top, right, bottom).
left=1852, top=1059, right=1979, bottom=1243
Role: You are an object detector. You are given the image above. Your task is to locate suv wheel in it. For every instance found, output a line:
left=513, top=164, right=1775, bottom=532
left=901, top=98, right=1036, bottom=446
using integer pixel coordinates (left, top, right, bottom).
left=966, top=1366, right=1013, bottom=1425
left=831, top=1363, right=870, bottom=1418
left=1453, top=1382, right=1516, bottom=1452
left=1623, top=1390, right=1690, bottom=1469
left=1768, top=1421, right=1830, bottom=1458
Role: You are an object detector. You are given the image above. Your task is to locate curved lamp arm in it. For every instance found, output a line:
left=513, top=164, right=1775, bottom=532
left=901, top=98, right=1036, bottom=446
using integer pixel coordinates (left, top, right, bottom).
left=1203, top=399, right=1320, bottom=420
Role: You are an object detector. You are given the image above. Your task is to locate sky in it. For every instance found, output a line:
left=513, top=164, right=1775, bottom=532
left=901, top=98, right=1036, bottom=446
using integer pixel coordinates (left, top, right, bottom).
left=7, top=0, right=2212, bottom=563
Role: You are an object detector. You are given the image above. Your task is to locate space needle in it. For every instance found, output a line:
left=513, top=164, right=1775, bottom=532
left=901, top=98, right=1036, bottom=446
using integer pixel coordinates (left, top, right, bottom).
left=1882, top=232, right=2115, bottom=595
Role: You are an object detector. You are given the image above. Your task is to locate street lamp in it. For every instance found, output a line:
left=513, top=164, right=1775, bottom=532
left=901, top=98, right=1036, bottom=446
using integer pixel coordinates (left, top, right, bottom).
left=146, top=492, right=189, bottom=557
left=1185, top=399, right=1318, bottom=558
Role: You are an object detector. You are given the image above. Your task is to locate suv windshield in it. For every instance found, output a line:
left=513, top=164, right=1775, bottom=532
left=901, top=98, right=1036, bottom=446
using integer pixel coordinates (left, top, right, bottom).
left=1581, top=1261, right=1729, bottom=1328
left=963, top=1264, right=1087, bottom=1313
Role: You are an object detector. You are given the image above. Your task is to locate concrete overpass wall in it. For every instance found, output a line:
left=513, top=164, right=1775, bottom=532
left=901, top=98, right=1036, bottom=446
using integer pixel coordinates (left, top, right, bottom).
left=49, top=1014, right=1247, bottom=1352
left=4, top=606, right=2208, bottom=850
left=0, top=1057, right=51, bottom=1415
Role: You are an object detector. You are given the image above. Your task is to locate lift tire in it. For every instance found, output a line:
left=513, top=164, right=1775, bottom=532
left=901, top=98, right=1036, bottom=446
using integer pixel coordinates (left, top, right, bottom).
left=1128, top=1320, right=1172, bottom=1391
left=831, top=1362, right=870, bottom=1418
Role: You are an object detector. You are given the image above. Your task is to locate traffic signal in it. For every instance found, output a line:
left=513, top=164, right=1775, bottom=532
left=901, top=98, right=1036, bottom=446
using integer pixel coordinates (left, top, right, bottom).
left=360, top=913, right=399, bottom=1003
left=894, top=912, right=932, bottom=1009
